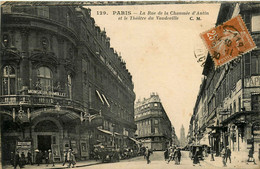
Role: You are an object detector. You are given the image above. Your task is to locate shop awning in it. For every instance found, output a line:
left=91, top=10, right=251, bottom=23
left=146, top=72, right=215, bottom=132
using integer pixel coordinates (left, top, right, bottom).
left=96, top=90, right=104, bottom=104
left=102, top=94, right=110, bottom=107
left=129, top=137, right=141, bottom=144
left=199, top=134, right=210, bottom=146
left=97, top=128, right=113, bottom=135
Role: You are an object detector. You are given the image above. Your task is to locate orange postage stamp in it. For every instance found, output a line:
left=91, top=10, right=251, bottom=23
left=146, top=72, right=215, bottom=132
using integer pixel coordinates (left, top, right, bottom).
left=200, top=15, right=256, bottom=67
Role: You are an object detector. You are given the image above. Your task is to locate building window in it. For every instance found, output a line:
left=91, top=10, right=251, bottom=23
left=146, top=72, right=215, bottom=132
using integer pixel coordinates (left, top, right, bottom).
left=68, top=74, right=72, bottom=99
left=252, top=94, right=260, bottom=111
left=245, top=52, right=260, bottom=77
left=251, top=15, right=260, bottom=32
left=251, top=55, right=260, bottom=75
left=155, top=127, right=158, bottom=134
left=37, top=67, right=53, bottom=92
left=233, top=100, right=236, bottom=113
left=238, top=97, right=241, bottom=112
left=37, top=6, right=49, bottom=18
left=89, top=86, right=92, bottom=107
left=2, top=65, right=16, bottom=95
left=154, top=119, right=158, bottom=125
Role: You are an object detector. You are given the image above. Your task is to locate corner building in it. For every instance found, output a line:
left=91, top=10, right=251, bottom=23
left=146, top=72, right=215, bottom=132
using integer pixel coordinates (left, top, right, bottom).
left=188, top=3, right=260, bottom=162
left=0, top=3, right=136, bottom=164
left=134, top=93, right=172, bottom=150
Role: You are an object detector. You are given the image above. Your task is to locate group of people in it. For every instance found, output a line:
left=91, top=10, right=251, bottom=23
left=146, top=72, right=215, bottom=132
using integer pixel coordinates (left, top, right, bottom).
left=221, top=146, right=232, bottom=167
left=62, top=148, right=77, bottom=168
left=164, top=146, right=182, bottom=165
left=35, top=149, right=55, bottom=167
left=11, top=151, right=33, bottom=169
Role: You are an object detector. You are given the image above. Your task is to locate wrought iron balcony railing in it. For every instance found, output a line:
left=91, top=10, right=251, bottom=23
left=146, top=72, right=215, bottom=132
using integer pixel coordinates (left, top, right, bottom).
left=0, top=95, right=85, bottom=112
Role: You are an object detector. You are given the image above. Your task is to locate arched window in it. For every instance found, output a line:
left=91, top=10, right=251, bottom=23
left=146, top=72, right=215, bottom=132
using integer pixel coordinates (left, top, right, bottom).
left=67, top=74, right=72, bottom=99
left=2, top=65, right=16, bottom=95
left=37, top=67, right=53, bottom=91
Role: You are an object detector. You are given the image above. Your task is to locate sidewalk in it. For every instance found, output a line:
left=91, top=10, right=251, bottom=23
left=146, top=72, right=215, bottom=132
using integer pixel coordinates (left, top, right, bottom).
left=202, top=155, right=259, bottom=168
left=3, top=160, right=102, bottom=169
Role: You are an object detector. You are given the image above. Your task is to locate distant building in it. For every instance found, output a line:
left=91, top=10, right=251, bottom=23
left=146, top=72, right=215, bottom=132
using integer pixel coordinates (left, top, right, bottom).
left=172, top=126, right=179, bottom=146
left=179, top=125, right=187, bottom=147
left=134, top=93, right=172, bottom=150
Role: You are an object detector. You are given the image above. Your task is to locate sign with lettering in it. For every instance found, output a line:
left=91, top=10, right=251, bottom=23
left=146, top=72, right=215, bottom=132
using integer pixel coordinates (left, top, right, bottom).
left=28, top=90, right=66, bottom=97
left=244, top=76, right=260, bottom=87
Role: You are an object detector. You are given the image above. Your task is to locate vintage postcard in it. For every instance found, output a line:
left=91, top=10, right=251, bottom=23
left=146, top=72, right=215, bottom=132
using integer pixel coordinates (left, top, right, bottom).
left=0, top=1, right=259, bottom=169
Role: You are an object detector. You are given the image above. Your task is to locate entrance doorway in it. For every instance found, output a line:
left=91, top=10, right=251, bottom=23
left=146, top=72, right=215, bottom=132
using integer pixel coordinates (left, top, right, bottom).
left=38, top=135, right=51, bottom=152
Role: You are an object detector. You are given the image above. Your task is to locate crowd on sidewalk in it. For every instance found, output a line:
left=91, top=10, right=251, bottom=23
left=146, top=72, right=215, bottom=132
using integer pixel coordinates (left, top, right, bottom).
left=10, top=148, right=77, bottom=169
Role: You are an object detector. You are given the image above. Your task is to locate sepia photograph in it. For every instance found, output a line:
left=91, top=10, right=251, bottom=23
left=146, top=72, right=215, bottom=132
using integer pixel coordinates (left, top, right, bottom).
left=0, top=1, right=259, bottom=169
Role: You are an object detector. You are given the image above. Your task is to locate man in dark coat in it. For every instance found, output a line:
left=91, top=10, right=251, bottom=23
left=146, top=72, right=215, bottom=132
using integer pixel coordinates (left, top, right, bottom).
left=35, top=150, right=41, bottom=166
left=27, top=151, right=33, bottom=165
left=225, top=146, right=231, bottom=163
left=13, top=151, right=21, bottom=169
left=164, top=148, right=169, bottom=161
left=145, top=147, right=152, bottom=164
left=177, top=148, right=182, bottom=165
left=193, top=147, right=201, bottom=166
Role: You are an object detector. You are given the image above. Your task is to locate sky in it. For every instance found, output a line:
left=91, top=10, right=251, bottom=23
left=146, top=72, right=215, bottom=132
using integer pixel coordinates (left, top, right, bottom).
left=87, top=3, right=221, bottom=138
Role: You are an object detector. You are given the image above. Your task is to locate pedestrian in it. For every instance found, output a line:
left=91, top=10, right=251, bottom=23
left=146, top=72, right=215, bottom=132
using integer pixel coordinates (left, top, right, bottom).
left=173, top=148, right=179, bottom=165
left=193, top=147, right=201, bottom=166
left=221, top=147, right=227, bottom=167
left=210, top=147, right=215, bottom=161
left=48, top=149, right=55, bottom=167
left=71, top=150, right=76, bottom=168
left=247, top=147, right=256, bottom=164
left=27, top=150, right=33, bottom=165
left=225, top=146, right=231, bottom=163
left=67, top=149, right=73, bottom=168
left=10, top=152, right=14, bottom=166
left=20, top=152, right=26, bottom=167
left=13, top=151, right=21, bottom=169
left=44, top=150, right=49, bottom=166
left=164, top=148, right=169, bottom=161
left=62, top=150, right=68, bottom=166
left=35, top=149, right=41, bottom=166
left=167, top=146, right=175, bottom=164
left=177, top=148, right=182, bottom=165
left=145, top=147, right=152, bottom=164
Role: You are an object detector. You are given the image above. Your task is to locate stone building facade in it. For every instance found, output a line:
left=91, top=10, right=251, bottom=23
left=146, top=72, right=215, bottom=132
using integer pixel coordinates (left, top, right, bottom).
left=134, top=93, right=172, bottom=150
left=0, top=3, right=136, bottom=164
left=188, top=3, right=260, bottom=161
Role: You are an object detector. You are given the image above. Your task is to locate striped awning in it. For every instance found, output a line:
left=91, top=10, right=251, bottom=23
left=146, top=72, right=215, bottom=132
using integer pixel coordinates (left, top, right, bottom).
left=102, top=94, right=110, bottom=107
left=96, top=90, right=104, bottom=104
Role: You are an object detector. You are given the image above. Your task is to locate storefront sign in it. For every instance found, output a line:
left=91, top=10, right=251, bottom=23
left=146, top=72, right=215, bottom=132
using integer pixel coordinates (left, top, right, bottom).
left=17, top=141, right=31, bottom=149
left=16, top=141, right=32, bottom=156
left=28, top=90, right=66, bottom=97
left=244, top=76, right=260, bottom=87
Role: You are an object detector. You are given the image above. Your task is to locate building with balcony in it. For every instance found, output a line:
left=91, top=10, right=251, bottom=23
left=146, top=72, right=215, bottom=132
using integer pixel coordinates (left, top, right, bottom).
left=134, top=93, right=172, bottom=150
left=0, top=3, right=136, bottom=165
left=188, top=3, right=260, bottom=161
